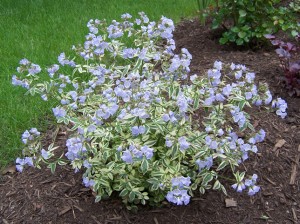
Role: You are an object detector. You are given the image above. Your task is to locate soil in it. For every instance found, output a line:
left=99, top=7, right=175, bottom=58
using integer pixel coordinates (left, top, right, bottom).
left=1, top=19, right=300, bottom=224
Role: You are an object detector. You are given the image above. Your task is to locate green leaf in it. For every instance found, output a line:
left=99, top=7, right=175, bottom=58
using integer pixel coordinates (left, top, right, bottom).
left=193, top=94, right=200, bottom=109
left=238, top=31, right=247, bottom=39
left=48, top=163, right=56, bottom=174
left=236, top=38, right=244, bottom=45
left=129, top=191, right=135, bottom=202
left=238, top=100, right=246, bottom=110
left=213, top=180, right=221, bottom=190
left=219, top=37, right=228, bottom=45
left=119, top=188, right=129, bottom=197
left=98, top=178, right=110, bottom=188
left=202, top=173, right=213, bottom=185
left=239, top=9, right=247, bottom=17
left=168, top=85, right=174, bottom=97
left=231, top=27, right=240, bottom=33
left=199, top=186, right=205, bottom=194
left=115, top=125, right=122, bottom=133
left=216, top=160, right=228, bottom=171
left=291, top=30, right=298, bottom=37
left=140, top=158, right=149, bottom=174
left=142, top=134, right=150, bottom=142
left=95, top=195, right=102, bottom=203
left=147, top=178, right=159, bottom=184
left=144, top=140, right=157, bottom=147
left=171, top=144, right=179, bottom=157
left=57, top=160, right=67, bottom=165
left=221, top=185, right=227, bottom=195
left=212, top=19, right=219, bottom=29
left=107, top=173, right=114, bottom=180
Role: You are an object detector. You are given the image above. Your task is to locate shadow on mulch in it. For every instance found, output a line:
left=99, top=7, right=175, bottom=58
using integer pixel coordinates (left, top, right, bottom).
left=1, top=19, right=300, bottom=224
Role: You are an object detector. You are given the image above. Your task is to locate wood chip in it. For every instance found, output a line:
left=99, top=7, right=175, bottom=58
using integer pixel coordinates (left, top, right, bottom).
left=154, top=217, right=159, bottom=224
left=292, top=207, right=298, bottom=221
left=91, top=215, right=101, bottom=224
left=58, top=206, right=71, bottom=216
left=225, top=198, right=237, bottom=207
left=73, top=205, right=84, bottom=212
left=289, top=146, right=300, bottom=185
left=273, top=139, right=286, bottom=151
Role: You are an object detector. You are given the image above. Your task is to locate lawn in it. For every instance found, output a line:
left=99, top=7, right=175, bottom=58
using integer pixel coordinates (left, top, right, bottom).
left=0, top=0, right=198, bottom=168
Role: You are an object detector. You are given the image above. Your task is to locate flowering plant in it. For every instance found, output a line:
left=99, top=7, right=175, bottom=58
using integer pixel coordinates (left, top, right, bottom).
left=265, top=34, right=300, bottom=96
left=13, top=12, right=287, bottom=210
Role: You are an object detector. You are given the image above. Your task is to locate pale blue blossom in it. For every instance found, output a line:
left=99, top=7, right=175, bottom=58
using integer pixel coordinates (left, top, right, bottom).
left=171, top=176, right=191, bottom=188
left=264, top=90, right=272, bottom=105
left=166, top=189, right=190, bottom=205
left=166, top=139, right=173, bottom=147
left=121, top=150, right=133, bottom=163
left=16, top=157, right=33, bottom=172
left=272, top=98, right=287, bottom=118
left=196, top=156, right=213, bottom=171
left=41, top=149, right=50, bottom=159
left=28, top=63, right=41, bottom=75
left=232, top=182, right=246, bottom=193
left=178, top=136, right=190, bottom=151
left=234, top=70, right=243, bottom=79
left=141, top=146, right=154, bottom=159
left=83, top=177, right=95, bottom=188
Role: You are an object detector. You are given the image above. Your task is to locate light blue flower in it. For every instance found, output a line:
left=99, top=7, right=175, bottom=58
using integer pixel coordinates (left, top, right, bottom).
left=166, top=139, right=173, bottom=147
left=16, top=157, right=33, bottom=172
left=52, top=107, right=66, bottom=118
left=171, top=176, right=191, bottom=188
left=178, top=136, right=190, bottom=151
left=28, top=63, right=41, bottom=75
left=166, top=189, right=190, bottom=205
left=234, top=70, right=243, bottom=79
left=232, top=182, right=246, bottom=192
left=83, top=160, right=92, bottom=168
left=214, top=61, right=222, bottom=70
left=215, top=93, right=225, bottom=102
left=254, top=129, right=265, bottom=143
left=196, top=156, right=213, bottom=171
left=65, top=137, right=87, bottom=161
left=121, top=150, right=133, bottom=163
left=245, top=72, right=255, bottom=83
left=141, top=146, right=154, bottom=159
left=272, top=98, right=287, bottom=118
left=264, top=90, right=272, bottom=105
left=83, top=177, right=95, bottom=188
left=245, top=92, right=252, bottom=100
left=162, top=114, right=170, bottom=122
left=47, top=64, right=59, bottom=78
left=222, top=84, right=232, bottom=96
left=41, top=149, right=50, bottom=160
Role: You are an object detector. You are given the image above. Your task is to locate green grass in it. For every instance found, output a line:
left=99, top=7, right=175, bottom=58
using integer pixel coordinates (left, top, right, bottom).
left=0, top=0, right=197, bottom=168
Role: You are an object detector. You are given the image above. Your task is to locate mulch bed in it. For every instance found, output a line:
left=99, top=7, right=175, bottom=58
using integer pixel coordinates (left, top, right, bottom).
left=1, top=19, right=300, bottom=224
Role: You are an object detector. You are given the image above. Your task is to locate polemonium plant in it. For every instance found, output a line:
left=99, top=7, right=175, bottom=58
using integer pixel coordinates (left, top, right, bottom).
left=13, top=12, right=287, bottom=210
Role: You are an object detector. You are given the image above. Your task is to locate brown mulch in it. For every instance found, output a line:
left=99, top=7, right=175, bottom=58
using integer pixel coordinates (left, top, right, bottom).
left=1, top=19, right=300, bottom=224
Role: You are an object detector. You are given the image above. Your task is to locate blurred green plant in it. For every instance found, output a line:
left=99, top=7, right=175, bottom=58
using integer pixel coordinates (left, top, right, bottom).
left=211, top=0, right=300, bottom=46
left=196, top=0, right=215, bottom=25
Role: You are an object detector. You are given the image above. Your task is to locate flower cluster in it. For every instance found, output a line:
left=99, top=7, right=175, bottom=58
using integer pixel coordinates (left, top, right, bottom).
left=232, top=173, right=260, bottom=196
left=13, top=13, right=288, bottom=208
left=121, top=145, right=154, bottom=163
left=15, top=157, right=33, bottom=172
left=272, top=98, right=288, bottom=118
left=21, top=128, right=40, bottom=144
left=166, top=176, right=191, bottom=205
